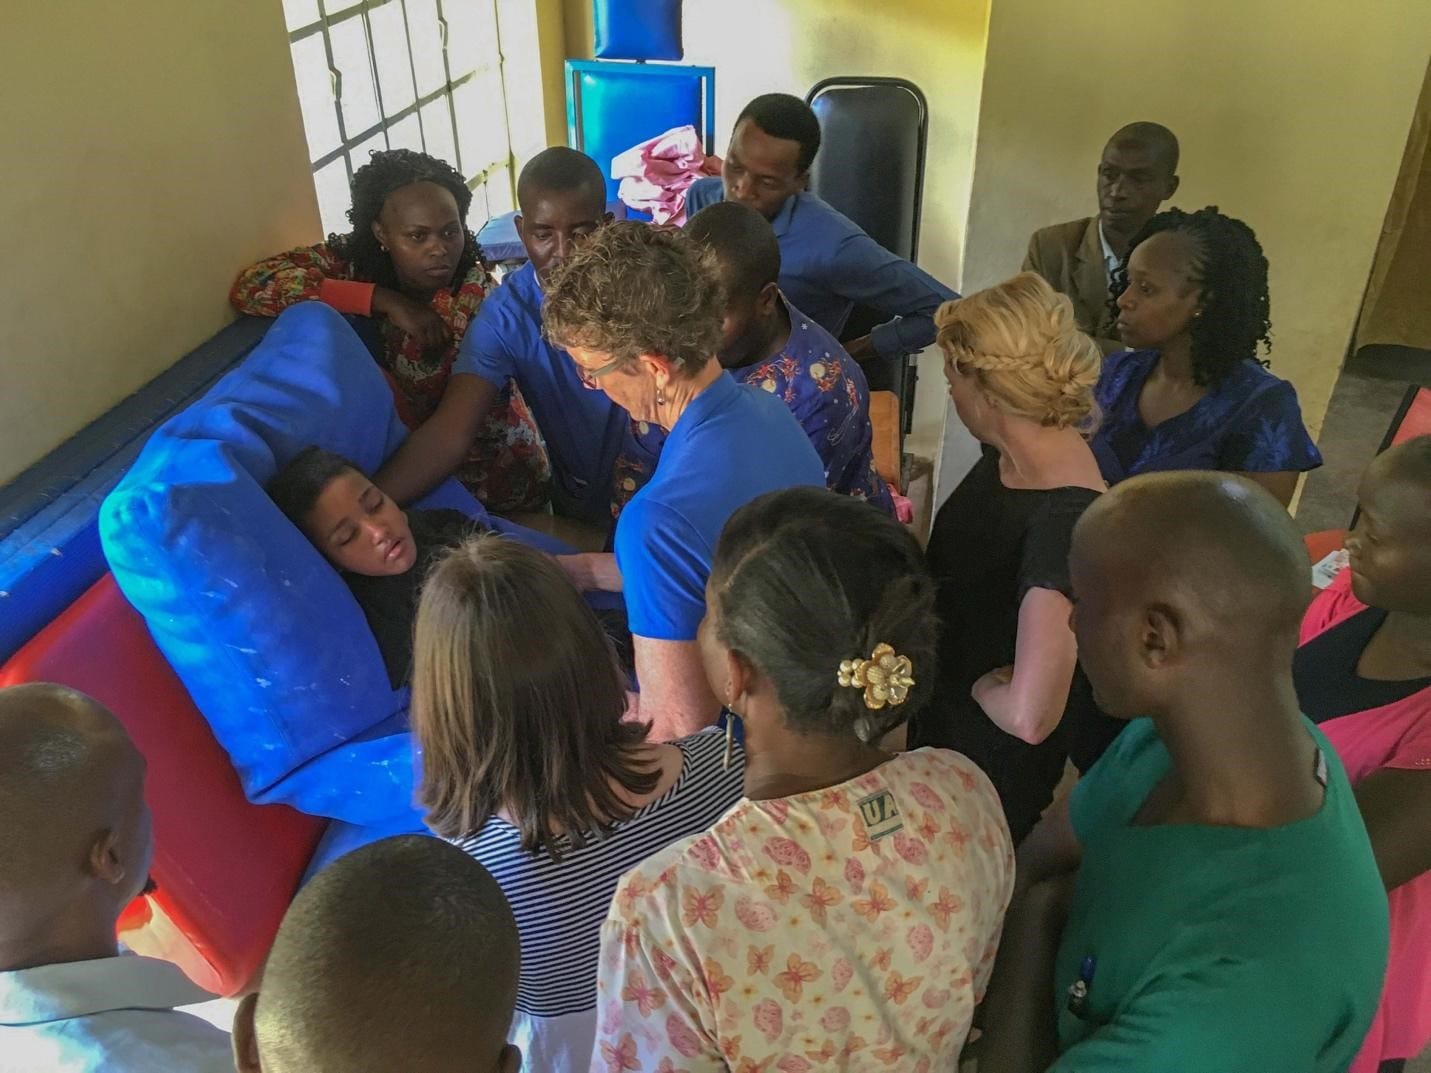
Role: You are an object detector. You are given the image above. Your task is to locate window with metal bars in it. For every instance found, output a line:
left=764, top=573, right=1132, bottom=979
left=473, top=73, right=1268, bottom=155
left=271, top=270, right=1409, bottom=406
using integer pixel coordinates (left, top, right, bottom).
left=283, top=0, right=516, bottom=237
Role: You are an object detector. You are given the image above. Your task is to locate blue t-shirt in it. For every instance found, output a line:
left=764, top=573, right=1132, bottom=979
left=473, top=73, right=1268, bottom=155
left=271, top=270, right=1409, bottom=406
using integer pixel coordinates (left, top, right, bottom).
left=454, top=262, right=631, bottom=525
left=685, top=178, right=956, bottom=358
left=1090, top=349, right=1322, bottom=485
left=618, top=296, right=895, bottom=515
left=616, top=371, right=824, bottom=641
left=1053, top=717, right=1387, bottom=1072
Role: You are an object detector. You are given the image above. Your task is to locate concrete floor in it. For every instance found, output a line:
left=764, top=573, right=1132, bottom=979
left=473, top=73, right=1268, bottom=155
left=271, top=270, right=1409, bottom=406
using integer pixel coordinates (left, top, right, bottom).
left=1295, top=370, right=1409, bottom=534
left=1296, top=345, right=1430, bottom=535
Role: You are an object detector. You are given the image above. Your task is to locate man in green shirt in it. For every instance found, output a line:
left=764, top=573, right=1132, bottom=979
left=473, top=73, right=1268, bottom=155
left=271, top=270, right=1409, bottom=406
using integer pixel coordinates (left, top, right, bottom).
left=979, top=472, right=1389, bottom=1072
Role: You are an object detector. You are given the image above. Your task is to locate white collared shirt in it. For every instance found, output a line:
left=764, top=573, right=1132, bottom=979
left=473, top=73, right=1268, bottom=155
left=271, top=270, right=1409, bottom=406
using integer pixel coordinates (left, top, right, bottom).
left=0, top=955, right=231, bottom=1073
left=1097, top=220, right=1120, bottom=279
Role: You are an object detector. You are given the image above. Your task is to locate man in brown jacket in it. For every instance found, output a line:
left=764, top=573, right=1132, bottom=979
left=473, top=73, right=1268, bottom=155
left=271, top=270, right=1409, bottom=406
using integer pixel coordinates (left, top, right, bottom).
left=1024, top=123, right=1180, bottom=353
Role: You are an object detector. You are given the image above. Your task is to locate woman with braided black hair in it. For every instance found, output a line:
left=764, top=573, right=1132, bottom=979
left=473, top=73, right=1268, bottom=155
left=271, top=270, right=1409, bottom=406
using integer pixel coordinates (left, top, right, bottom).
left=232, top=149, right=550, bottom=513
left=1092, top=205, right=1320, bottom=505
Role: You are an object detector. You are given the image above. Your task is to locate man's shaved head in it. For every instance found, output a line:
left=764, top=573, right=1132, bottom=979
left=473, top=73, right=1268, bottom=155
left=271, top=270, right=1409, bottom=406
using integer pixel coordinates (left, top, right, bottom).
left=1106, top=121, right=1180, bottom=174
left=1097, top=122, right=1181, bottom=243
left=687, top=201, right=782, bottom=300
left=236, top=836, right=521, bottom=1073
left=0, top=683, right=150, bottom=967
left=516, top=146, right=605, bottom=217
left=1070, top=472, right=1308, bottom=717
left=515, top=147, right=609, bottom=280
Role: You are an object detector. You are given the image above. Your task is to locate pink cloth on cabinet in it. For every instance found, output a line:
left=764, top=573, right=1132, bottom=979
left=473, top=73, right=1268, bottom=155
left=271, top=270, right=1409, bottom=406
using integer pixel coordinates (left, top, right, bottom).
left=611, top=124, right=721, bottom=226
left=1300, top=569, right=1431, bottom=1072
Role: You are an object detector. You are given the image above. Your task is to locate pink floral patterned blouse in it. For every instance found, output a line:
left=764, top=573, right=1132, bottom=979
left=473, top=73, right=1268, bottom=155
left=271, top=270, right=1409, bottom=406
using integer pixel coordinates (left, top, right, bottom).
left=593, top=748, right=1014, bottom=1072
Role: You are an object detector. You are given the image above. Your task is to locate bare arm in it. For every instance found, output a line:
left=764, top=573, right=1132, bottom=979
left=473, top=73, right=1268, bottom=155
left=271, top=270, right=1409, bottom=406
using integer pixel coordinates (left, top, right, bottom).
left=375, top=374, right=498, bottom=506
left=556, top=552, right=623, bottom=593
left=633, top=636, right=722, bottom=742
left=974, top=796, right=1082, bottom=1072
left=976, top=873, right=1073, bottom=1073
left=1016, top=792, right=1082, bottom=892
left=1354, top=767, right=1431, bottom=891
left=1236, top=469, right=1299, bottom=508
left=971, top=588, right=1079, bottom=745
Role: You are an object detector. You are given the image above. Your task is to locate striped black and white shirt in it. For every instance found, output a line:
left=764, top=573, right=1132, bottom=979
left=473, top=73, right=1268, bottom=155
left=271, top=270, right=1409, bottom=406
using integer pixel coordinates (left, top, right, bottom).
left=453, top=726, right=743, bottom=1072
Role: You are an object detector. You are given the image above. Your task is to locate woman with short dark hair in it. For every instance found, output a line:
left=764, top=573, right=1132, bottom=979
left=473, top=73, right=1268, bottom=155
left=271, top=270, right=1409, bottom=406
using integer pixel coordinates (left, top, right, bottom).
left=410, top=534, right=742, bottom=1070
left=593, top=488, right=1014, bottom=1072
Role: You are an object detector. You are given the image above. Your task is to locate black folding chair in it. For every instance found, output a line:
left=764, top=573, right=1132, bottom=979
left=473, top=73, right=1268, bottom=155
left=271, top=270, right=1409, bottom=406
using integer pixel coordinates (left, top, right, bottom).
left=806, top=77, right=930, bottom=438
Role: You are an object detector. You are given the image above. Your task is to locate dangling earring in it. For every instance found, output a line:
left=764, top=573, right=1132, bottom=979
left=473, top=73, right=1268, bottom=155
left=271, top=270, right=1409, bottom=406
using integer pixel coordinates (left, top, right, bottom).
left=656, top=386, right=667, bottom=407
left=722, top=712, right=739, bottom=770
left=380, top=244, right=389, bottom=253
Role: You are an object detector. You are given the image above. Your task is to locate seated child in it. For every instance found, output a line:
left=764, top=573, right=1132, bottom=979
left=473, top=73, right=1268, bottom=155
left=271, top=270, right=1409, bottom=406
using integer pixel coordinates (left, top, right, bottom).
left=231, top=835, right=521, bottom=1073
left=268, top=446, right=486, bottom=687
left=0, top=683, right=232, bottom=1073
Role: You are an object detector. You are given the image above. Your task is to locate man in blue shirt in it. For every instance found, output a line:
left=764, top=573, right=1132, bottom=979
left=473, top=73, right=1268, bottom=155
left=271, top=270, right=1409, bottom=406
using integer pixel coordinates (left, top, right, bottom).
left=684, top=93, right=956, bottom=362
left=376, top=148, right=624, bottom=532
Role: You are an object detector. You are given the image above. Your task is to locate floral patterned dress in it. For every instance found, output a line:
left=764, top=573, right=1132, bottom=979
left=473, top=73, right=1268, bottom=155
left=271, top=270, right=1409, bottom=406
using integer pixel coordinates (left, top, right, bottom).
left=593, top=748, right=1014, bottom=1072
left=230, top=243, right=551, bottom=512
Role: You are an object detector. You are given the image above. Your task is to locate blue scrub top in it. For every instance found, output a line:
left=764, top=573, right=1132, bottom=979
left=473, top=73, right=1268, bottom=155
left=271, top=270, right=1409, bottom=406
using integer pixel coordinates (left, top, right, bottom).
left=685, top=177, right=956, bottom=358
left=616, top=370, right=825, bottom=642
left=454, top=262, right=631, bottom=526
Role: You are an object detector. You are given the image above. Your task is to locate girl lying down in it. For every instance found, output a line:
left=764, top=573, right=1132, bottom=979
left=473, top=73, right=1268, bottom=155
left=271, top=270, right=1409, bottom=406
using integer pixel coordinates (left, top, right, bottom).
left=268, top=445, right=631, bottom=687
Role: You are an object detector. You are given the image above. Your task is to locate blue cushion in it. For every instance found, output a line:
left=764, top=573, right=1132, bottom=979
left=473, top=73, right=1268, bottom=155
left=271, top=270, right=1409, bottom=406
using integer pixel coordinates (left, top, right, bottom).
left=99, top=304, right=490, bottom=825
left=593, top=0, right=682, bottom=61
left=568, top=63, right=709, bottom=205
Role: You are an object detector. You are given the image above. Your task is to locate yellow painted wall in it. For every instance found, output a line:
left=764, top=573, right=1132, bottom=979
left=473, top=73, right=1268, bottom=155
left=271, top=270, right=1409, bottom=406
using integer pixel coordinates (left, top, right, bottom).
left=559, top=0, right=989, bottom=296
left=962, top=1, right=1431, bottom=438
left=0, top=0, right=319, bottom=484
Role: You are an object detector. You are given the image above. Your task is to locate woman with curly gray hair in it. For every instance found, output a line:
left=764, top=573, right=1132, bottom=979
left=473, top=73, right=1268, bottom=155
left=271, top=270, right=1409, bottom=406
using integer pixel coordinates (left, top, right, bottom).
left=543, top=221, right=824, bottom=740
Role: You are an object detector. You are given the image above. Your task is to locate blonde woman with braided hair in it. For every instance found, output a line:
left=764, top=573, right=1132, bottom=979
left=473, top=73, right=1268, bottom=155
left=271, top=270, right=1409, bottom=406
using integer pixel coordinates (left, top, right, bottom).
left=912, top=272, right=1123, bottom=845
left=594, top=487, right=1013, bottom=1072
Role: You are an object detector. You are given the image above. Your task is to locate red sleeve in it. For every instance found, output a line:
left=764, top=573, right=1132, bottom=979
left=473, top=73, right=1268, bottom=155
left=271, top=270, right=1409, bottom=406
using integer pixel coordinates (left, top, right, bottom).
left=318, top=278, right=375, bottom=315
left=229, top=242, right=363, bottom=317
left=1299, top=569, right=1364, bottom=645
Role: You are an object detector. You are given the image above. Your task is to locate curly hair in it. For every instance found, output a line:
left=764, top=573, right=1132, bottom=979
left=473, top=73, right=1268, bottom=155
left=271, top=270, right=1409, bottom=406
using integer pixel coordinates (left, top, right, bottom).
left=1109, top=205, right=1271, bottom=386
left=939, top=272, right=1101, bottom=431
left=542, top=221, right=724, bottom=377
left=327, top=148, right=479, bottom=291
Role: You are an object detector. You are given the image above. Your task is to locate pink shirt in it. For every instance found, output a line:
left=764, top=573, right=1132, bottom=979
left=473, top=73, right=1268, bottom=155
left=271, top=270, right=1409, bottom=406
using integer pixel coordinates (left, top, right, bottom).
left=1300, top=570, right=1431, bottom=1070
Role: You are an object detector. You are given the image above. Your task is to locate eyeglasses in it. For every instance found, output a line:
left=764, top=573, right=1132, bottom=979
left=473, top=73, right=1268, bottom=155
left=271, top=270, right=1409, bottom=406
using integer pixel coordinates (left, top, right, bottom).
left=574, top=354, right=625, bottom=390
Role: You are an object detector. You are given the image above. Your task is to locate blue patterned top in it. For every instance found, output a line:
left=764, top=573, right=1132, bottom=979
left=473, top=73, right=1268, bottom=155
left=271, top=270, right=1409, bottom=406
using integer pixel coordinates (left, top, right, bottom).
left=1091, top=349, right=1322, bottom=484
left=614, top=296, right=896, bottom=516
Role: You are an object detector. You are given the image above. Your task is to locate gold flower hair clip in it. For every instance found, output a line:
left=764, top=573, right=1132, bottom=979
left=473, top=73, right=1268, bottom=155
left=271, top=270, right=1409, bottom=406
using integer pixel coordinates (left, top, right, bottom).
left=837, top=643, right=915, bottom=710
